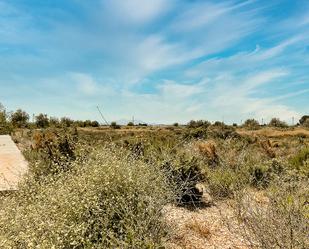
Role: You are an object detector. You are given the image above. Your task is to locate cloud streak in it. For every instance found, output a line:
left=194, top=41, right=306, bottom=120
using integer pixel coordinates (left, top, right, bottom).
left=0, top=0, right=308, bottom=123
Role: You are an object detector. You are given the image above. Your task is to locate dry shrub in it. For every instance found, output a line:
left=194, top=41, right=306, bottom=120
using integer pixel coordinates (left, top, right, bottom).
left=185, top=219, right=211, bottom=239
left=235, top=178, right=309, bottom=249
left=196, top=141, right=219, bottom=167
left=25, top=128, right=79, bottom=179
left=0, top=145, right=176, bottom=248
left=259, top=139, right=276, bottom=158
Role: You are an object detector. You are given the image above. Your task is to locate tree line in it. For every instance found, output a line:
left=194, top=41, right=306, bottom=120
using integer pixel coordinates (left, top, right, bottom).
left=0, top=103, right=99, bottom=131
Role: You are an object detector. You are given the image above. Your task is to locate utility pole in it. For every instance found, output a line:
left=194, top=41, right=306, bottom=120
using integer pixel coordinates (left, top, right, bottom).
left=292, top=116, right=294, bottom=126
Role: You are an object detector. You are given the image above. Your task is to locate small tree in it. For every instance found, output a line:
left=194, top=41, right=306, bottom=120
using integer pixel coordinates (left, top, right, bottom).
left=127, top=121, right=134, bottom=126
left=173, top=122, right=179, bottom=127
left=243, top=119, right=260, bottom=130
left=81, top=120, right=91, bottom=127
left=35, top=113, right=49, bottom=128
left=110, top=121, right=120, bottom=129
left=60, top=117, right=74, bottom=127
left=0, top=103, right=6, bottom=124
left=302, top=119, right=309, bottom=128
left=299, top=115, right=309, bottom=126
left=91, top=121, right=99, bottom=127
left=268, top=118, right=288, bottom=128
left=0, top=103, right=12, bottom=134
left=10, top=109, right=29, bottom=128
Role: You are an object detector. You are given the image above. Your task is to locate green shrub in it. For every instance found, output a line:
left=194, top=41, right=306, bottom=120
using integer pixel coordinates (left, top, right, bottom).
left=35, top=113, right=49, bottom=128
left=207, top=167, right=239, bottom=199
left=243, top=119, right=260, bottom=130
left=187, top=120, right=211, bottom=128
left=302, top=119, right=309, bottom=128
left=249, top=164, right=272, bottom=188
left=0, top=105, right=13, bottom=134
left=268, top=118, right=288, bottom=128
left=10, top=109, right=29, bottom=128
left=110, top=121, right=121, bottom=129
left=289, top=147, right=309, bottom=176
left=0, top=146, right=176, bottom=248
left=299, top=115, right=309, bottom=126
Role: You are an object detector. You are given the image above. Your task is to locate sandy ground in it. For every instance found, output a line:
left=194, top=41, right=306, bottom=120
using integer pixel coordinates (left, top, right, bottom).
left=164, top=200, right=252, bottom=249
left=0, top=135, right=28, bottom=191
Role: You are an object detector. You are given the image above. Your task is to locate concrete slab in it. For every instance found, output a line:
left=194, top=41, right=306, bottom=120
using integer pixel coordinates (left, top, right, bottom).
left=0, top=135, right=28, bottom=191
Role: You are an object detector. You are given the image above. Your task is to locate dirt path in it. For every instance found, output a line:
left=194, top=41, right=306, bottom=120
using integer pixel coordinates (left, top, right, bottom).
left=0, top=135, right=28, bottom=191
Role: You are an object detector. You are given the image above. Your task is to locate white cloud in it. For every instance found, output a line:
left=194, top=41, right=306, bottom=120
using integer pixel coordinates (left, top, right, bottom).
left=101, top=0, right=172, bottom=24
left=158, top=80, right=205, bottom=98
left=70, top=73, right=98, bottom=95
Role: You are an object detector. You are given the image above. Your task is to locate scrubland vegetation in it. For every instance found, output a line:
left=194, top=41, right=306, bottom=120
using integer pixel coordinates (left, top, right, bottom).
left=0, top=104, right=308, bottom=248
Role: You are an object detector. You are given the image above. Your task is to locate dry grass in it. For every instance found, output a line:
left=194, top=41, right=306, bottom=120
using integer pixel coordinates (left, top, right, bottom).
left=185, top=219, right=212, bottom=239
left=237, top=127, right=309, bottom=138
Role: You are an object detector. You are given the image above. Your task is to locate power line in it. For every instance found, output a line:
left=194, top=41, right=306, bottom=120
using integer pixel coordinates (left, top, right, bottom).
left=96, top=106, right=109, bottom=126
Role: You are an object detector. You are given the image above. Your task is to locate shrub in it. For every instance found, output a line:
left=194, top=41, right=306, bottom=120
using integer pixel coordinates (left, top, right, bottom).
left=49, top=117, right=60, bottom=127
left=10, top=109, right=29, bottom=128
left=235, top=178, right=309, bottom=248
left=25, top=128, right=78, bottom=179
left=0, top=103, right=12, bottom=135
left=91, top=121, right=99, bottom=127
left=60, top=117, right=74, bottom=127
left=299, top=115, right=309, bottom=126
left=173, top=122, right=179, bottom=127
left=207, top=167, right=239, bottom=199
left=187, top=120, right=211, bottom=128
left=302, top=119, right=309, bottom=128
left=127, top=121, right=134, bottom=126
left=35, top=113, right=49, bottom=128
left=268, top=118, right=288, bottom=128
left=289, top=147, right=309, bottom=176
left=0, top=146, right=176, bottom=248
left=110, top=121, right=121, bottom=129
left=207, top=124, right=238, bottom=139
left=243, top=119, right=260, bottom=130
left=138, top=123, right=148, bottom=126
left=249, top=164, right=272, bottom=188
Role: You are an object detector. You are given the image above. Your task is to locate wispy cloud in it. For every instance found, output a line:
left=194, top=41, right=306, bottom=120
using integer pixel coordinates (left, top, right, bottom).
left=0, top=0, right=308, bottom=123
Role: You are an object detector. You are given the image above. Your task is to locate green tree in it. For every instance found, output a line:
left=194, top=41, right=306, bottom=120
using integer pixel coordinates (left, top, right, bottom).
left=35, top=113, right=49, bottom=128
left=110, top=121, right=120, bottom=129
left=91, top=121, right=99, bottom=127
left=60, top=117, right=73, bottom=127
left=243, top=119, right=260, bottom=129
left=0, top=103, right=6, bottom=124
left=10, top=109, right=29, bottom=128
left=268, top=118, right=288, bottom=128
left=299, top=115, right=309, bottom=126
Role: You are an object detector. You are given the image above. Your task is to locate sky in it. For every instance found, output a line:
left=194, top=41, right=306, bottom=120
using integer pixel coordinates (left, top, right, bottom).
left=0, top=0, right=309, bottom=124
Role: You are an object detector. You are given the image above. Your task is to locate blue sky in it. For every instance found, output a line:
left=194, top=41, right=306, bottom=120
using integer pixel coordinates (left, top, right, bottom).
left=0, top=0, right=308, bottom=124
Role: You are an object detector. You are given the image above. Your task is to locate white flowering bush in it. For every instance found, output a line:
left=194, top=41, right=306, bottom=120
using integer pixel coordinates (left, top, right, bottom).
left=0, top=145, right=175, bottom=248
